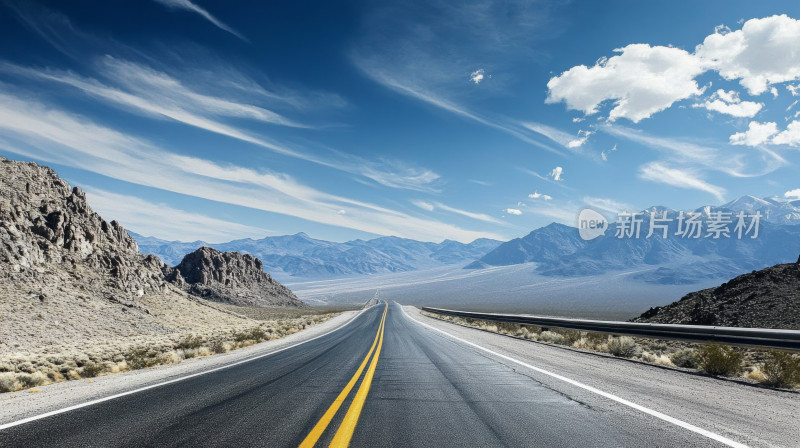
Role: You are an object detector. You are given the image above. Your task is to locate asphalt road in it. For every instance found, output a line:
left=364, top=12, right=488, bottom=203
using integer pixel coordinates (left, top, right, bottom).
left=0, top=301, right=791, bottom=447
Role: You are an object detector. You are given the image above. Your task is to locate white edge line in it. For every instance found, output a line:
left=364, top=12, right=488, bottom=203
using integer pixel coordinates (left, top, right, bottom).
left=0, top=307, right=371, bottom=431
left=399, top=304, right=749, bottom=448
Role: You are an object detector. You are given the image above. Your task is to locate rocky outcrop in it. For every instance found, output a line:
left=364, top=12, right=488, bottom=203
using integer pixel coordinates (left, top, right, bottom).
left=0, top=158, right=167, bottom=305
left=634, top=256, right=800, bottom=329
left=164, top=247, right=305, bottom=307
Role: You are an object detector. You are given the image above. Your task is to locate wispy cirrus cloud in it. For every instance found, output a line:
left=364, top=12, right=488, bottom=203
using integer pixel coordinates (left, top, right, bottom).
left=152, top=0, right=248, bottom=42
left=0, top=58, right=442, bottom=193
left=638, top=162, right=726, bottom=202
left=1, top=6, right=438, bottom=193
left=0, top=90, right=503, bottom=242
left=524, top=202, right=578, bottom=224
left=518, top=167, right=573, bottom=190
left=433, top=201, right=504, bottom=224
left=83, top=187, right=272, bottom=243
left=352, top=63, right=564, bottom=156
left=411, top=199, right=503, bottom=224
left=350, top=0, right=571, bottom=156
left=583, top=196, right=634, bottom=214
left=601, top=124, right=786, bottom=178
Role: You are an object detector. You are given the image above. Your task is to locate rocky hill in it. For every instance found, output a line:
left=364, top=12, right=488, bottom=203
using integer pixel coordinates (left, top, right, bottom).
left=164, top=247, right=304, bottom=307
left=0, top=158, right=167, bottom=305
left=634, top=255, right=800, bottom=329
left=0, top=158, right=297, bottom=351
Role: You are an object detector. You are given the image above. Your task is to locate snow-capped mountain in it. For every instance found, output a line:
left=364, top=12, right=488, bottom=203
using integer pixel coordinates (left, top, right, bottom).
left=132, top=232, right=501, bottom=280
left=470, top=195, right=800, bottom=284
left=716, top=195, right=800, bottom=225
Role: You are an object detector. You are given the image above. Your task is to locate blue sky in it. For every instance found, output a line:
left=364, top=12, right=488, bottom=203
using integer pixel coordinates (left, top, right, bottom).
left=2, top=0, right=800, bottom=243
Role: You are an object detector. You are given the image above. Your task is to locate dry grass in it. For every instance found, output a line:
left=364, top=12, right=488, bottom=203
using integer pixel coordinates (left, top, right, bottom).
left=422, top=311, right=797, bottom=389
left=0, top=313, right=336, bottom=393
left=218, top=304, right=357, bottom=321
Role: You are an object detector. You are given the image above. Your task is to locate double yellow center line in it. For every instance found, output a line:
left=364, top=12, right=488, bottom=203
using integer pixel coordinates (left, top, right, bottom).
left=299, top=302, right=388, bottom=448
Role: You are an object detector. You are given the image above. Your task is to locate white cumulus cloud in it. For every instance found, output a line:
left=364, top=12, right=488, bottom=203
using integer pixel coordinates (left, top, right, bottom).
left=528, top=191, right=552, bottom=201
left=469, top=69, right=486, bottom=84
left=696, top=15, right=800, bottom=95
left=785, top=189, right=800, bottom=199
left=549, top=166, right=564, bottom=181
left=773, top=120, right=800, bottom=146
left=504, top=208, right=523, bottom=216
left=547, top=44, right=706, bottom=123
left=548, top=15, right=800, bottom=122
left=729, top=121, right=778, bottom=146
left=695, top=89, right=763, bottom=117
left=567, top=129, right=593, bottom=148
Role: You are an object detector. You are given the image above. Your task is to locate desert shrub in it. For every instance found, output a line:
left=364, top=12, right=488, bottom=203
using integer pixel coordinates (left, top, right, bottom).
left=697, top=344, right=743, bottom=376
left=585, top=332, right=607, bottom=345
left=233, top=331, right=249, bottom=343
left=640, top=352, right=657, bottom=363
left=760, top=350, right=800, bottom=388
left=557, top=329, right=582, bottom=346
left=652, top=354, right=674, bottom=366
left=210, top=340, right=228, bottom=354
left=496, top=322, right=518, bottom=334
left=249, top=327, right=268, bottom=342
left=745, top=366, right=767, bottom=382
left=177, top=335, right=204, bottom=350
left=670, top=349, right=698, bottom=369
left=125, top=347, right=159, bottom=370
left=81, top=362, right=105, bottom=378
left=607, top=336, right=638, bottom=358
left=539, top=331, right=565, bottom=345
left=0, top=373, right=18, bottom=392
left=18, top=372, right=45, bottom=388
left=234, top=327, right=269, bottom=343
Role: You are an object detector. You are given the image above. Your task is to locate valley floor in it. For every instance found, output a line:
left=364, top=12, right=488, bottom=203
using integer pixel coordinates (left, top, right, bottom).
left=288, top=263, right=724, bottom=319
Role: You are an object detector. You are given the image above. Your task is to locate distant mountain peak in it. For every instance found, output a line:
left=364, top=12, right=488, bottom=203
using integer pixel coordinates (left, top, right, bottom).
left=723, top=195, right=773, bottom=210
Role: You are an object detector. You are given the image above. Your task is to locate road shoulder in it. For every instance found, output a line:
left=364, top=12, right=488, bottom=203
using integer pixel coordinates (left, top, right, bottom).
left=403, top=305, right=800, bottom=448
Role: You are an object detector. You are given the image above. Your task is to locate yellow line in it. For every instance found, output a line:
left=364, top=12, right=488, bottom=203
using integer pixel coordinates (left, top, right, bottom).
left=329, top=304, right=387, bottom=447
left=298, top=303, right=387, bottom=448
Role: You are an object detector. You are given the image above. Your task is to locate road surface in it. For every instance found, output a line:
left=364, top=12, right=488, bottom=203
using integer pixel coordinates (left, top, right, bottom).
left=1, top=301, right=797, bottom=447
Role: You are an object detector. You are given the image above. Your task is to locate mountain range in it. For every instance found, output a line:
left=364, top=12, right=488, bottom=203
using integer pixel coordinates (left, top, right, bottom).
left=467, top=195, right=800, bottom=285
left=132, top=232, right=502, bottom=280
left=132, top=194, right=800, bottom=284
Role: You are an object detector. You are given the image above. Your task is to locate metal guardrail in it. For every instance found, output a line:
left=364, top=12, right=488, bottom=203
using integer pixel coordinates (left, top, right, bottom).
left=420, top=307, right=800, bottom=350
